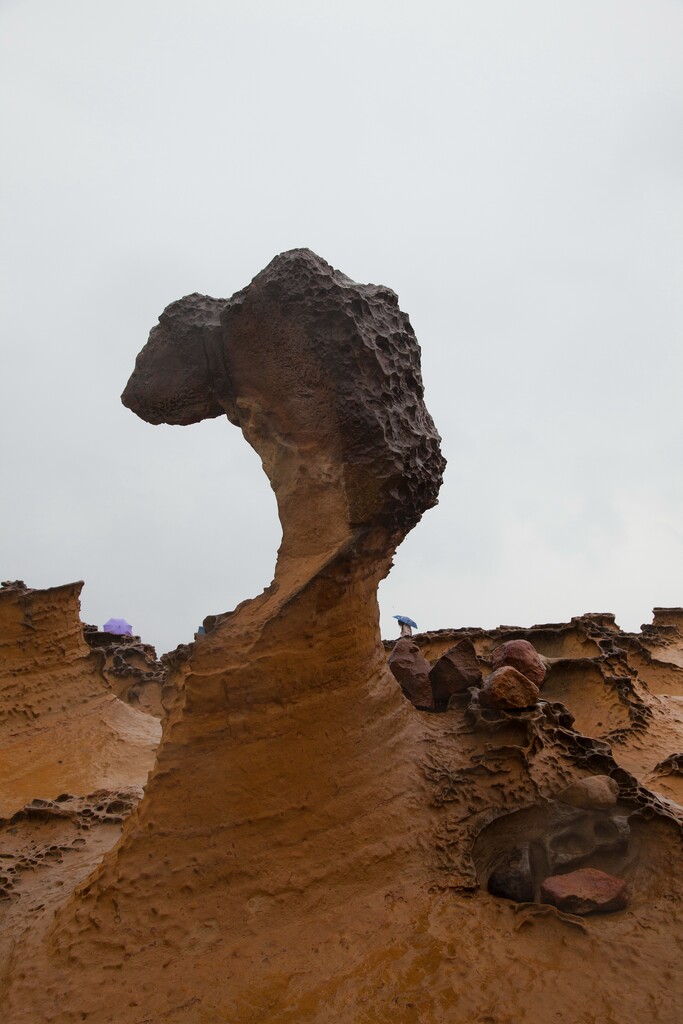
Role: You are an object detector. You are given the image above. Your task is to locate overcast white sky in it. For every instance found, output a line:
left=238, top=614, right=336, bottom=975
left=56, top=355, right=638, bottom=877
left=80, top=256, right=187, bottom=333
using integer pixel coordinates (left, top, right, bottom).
left=1, top=0, right=682, bottom=654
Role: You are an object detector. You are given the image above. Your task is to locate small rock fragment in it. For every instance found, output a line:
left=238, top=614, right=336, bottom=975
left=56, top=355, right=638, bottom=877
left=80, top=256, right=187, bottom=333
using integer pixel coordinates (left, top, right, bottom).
left=540, top=867, right=628, bottom=915
left=488, top=844, right=534, bottom=903
left=557, top=775, right=619, bottom=810
left=491, top=639, right=546, bottom=687
left=654, top=753, right=683, bottom=776
left=479, top=666, right=540, bottom=710
left=388, top=639, right=435, bottom=710
left=429, top=639, right=482, bottom=704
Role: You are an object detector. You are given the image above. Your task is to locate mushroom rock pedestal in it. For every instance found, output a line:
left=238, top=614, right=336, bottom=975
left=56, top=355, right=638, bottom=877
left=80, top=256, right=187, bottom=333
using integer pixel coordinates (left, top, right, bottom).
left=4, top=250, right=445, bottom=1022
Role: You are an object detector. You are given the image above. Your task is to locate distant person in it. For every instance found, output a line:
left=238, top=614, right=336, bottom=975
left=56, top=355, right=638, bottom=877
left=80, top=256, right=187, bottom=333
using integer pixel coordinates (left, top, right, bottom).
left=394, top=614, right=417, bottom=639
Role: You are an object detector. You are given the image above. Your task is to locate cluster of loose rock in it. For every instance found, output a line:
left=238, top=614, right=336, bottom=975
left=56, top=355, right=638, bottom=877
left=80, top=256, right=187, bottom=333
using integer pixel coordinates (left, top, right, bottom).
left=387, top=636, right=481, bottom=709
left=388, top=634, right=631, bottom=915
left=387, top=635, right=547, bottom=711
left=479, top=638, right=547, bottom=709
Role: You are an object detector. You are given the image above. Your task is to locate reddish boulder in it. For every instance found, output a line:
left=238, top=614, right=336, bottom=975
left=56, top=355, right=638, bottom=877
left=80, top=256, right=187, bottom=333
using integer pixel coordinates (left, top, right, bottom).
left=429, top=638, right=482, bottom=704
left=541, top=868, right=628, bottom=915
left=491, top=639, right=546, bottom=687
left=388, top=639, right=435, bottom=710
left=479, top=665, right=540, bottom=710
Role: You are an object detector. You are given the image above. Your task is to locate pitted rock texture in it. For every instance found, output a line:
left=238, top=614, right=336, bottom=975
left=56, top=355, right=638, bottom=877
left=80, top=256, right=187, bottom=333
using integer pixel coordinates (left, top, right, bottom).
left=3, top=250, right=451, bottom=1024
left=0, top=790, right=141, bottom=898
left=83, top=625, right=170, bottom=717
left=0, top=582, right=160, bottom=999
left=122, top=248, right=445, bottom=545
left=0, top=581, right=159, bottom=816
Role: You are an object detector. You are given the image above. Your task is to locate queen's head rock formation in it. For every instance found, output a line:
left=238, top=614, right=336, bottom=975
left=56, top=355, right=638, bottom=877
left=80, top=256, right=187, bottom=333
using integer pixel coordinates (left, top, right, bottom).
left=122, top=248, right=444, bottom=564
left=3, top=252, right=683, bottom=1023
left=4, top=249, right=450, bottom=1021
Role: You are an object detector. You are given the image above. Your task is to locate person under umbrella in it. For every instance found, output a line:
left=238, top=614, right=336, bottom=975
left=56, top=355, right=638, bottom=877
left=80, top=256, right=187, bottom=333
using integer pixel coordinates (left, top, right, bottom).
left=393, top=614, right=418, bottom=638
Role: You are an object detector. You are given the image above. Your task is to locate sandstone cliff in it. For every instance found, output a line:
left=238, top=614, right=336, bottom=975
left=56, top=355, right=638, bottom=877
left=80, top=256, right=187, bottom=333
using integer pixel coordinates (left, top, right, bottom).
left=0, top=580, right=160, bottom=817
left=0, top=580, right=160, bottom=996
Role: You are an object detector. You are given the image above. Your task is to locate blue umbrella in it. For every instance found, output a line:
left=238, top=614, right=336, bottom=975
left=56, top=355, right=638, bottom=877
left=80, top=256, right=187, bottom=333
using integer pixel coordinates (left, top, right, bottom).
left=393, top=614, right=418, bottom=629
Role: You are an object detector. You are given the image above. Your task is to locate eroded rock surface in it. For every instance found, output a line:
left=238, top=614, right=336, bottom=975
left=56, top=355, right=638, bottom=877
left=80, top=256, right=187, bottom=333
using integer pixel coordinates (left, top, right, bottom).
left=0, top=581, right=160, bottom=994
left=0, top=581, right=159, bottom=816
left=3, top=249, right=449, bottom=1023
left=83, top=624, right=173, bottom=717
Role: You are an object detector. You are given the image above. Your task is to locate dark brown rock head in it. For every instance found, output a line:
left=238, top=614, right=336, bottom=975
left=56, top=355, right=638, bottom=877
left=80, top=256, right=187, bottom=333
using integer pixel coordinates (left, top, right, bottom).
left=122, top=249, right=445, bottom=555
left=387, top=638, right=435, bottom=710
left=429, top=638, right=482, bottom=703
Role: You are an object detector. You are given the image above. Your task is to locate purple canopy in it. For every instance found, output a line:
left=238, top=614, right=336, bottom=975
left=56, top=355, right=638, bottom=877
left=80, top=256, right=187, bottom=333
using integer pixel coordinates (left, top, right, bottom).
left=103, top=618, right=132, bottom=635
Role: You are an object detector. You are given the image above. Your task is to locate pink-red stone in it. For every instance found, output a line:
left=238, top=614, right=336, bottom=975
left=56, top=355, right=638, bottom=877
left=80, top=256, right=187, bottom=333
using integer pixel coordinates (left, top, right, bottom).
left=541, top=868, right=628, bottom=915
left=491, top=639, right=546, bottom=687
